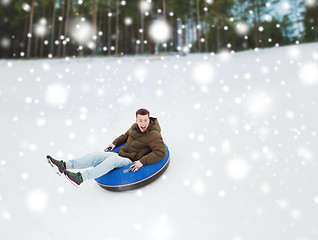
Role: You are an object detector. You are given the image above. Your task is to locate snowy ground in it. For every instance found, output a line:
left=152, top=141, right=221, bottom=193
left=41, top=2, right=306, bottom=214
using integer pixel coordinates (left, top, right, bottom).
left=1, top=43, right=318, bottom=240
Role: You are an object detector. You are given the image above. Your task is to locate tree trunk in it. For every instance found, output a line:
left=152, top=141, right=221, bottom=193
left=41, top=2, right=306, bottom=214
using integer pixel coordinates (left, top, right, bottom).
left=129, top=24, right=133, bottom=54
left=181, top=15, right=187, bottom=51
left=58, top=0, right=65, bottom=57
left=124, top=21, right=128, bottom=54
left=120, top=11, right=124, bottom=55
left=21, top=17, right=28, bottom=57
left=13, top=30, right=18, bottom=58
left=92, top=0, right=97, bottom=36
left=124, top=8, right=128, bottom=55
left=140, top=0, right=144, bottom=54
left=50, top=0, right=57, bottom=56
left=163, top=0, right=167, bottom=52
left=97, top=3, right=104, bottom=55
left=215, top=18, right=220, bottom=52
left=256, top=0, right=261, bottom=47
left=163, top=0, right=166, bottom=21
left=115, top=0, right=119, bottom=55
left=252, top=0, right=259, bottom=48
left=39, top=6, right=46, bottom=57
left=204, top=17, right=208, bottom=52
left=92, top=0, right=97, bottom=54
left=189, top=2, right=194, bottom=49
left=34, top=36, right=39, bottom=57
left=62, top=0, right=71, bottom=57
left=103, top=6, right=107, bottom=53
left=196, top=0, right=201, bottom=52
left=215, top=0, right=220, bottom=52
left=108, top=0, right=112, bottom=56
left=27, top=0, right=36, bottom=58
left=171, top=17, right=178, bottom=52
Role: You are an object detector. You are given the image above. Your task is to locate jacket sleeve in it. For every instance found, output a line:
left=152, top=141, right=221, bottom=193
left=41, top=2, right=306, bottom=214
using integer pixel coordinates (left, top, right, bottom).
left=112, top=129, right=129, bottom=147
left=140, top=132, right=167, bottom=165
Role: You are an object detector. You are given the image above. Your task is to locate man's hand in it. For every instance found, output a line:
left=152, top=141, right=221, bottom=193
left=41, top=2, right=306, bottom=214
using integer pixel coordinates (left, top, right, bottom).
left=130, top=160, right=143, bottom=172
left=104, top=143, right=116, bottom=152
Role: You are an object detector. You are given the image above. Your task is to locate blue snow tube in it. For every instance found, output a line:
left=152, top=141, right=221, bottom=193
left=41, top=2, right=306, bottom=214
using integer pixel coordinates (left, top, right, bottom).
left=95, top=143, right=170, bottom=191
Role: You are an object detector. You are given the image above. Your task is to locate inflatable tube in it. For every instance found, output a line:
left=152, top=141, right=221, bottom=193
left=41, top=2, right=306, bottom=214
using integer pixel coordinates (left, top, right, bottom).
left=95, top=143, right=170, bottom=191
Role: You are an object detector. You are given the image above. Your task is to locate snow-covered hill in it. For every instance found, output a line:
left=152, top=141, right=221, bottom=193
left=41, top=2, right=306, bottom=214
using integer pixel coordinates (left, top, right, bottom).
left=1, top=43, right=318, bottom=240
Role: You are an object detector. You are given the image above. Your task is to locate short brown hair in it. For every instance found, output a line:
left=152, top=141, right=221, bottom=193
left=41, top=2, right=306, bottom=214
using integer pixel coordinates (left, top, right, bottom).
left=136, top=108, right=150, bottom=117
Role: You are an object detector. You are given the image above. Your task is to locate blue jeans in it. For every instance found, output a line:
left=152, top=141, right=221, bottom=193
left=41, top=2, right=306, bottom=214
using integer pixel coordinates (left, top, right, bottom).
left=66, top=152, right=133, bottom=180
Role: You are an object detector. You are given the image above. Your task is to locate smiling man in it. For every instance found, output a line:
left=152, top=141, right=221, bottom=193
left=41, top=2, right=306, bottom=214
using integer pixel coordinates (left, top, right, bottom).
left=47, top=108, right=167, bottom=187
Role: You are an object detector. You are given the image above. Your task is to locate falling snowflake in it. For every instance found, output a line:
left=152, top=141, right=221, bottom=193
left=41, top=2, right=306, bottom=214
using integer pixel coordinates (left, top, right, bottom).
left=149, top=20, right=171, bottom=43
left=1, top=37, right=10, bottom=49
left=192, top=62, right=215, bottom=85
left=236, top=21, right=249, bottom=36
left=70, top=20, right=93, bottom=44
left=22, top=3, right=31, bottom=12
left=26, top=189, right=48, bottom=212
left=45, top=84, right=68, bottom=106
left=247, top=91, right=272, bottom=116
left=226, top=158, right=249, bottom=180
left=299, top=62, right=318, bottom=86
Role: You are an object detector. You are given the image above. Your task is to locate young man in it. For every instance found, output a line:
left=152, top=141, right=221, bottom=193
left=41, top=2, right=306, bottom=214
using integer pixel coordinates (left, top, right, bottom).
left=47, top=108, right=167, bottom=187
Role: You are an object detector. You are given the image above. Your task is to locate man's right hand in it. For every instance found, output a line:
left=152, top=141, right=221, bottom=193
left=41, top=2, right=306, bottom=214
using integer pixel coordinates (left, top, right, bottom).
left=105, top=143, right=116, bottom=152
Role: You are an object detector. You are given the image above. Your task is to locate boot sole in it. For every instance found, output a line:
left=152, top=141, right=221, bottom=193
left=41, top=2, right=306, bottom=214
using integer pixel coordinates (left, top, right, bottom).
left=64, top=174, right=80, bottom=188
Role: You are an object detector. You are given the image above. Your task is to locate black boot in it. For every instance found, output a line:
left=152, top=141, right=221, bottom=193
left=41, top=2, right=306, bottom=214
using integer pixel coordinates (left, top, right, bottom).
left=47, top=155, right=66, bottom=175
left=64, top=170, right=83, bottom=187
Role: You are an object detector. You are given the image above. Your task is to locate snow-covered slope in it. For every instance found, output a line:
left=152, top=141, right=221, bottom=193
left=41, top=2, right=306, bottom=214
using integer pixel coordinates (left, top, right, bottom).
left=1, top=43, right=318, bottom=240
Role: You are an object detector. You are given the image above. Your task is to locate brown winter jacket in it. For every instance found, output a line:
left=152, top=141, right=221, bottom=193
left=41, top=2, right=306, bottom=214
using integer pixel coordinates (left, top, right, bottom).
left=112, top=117, right=167, bottom=165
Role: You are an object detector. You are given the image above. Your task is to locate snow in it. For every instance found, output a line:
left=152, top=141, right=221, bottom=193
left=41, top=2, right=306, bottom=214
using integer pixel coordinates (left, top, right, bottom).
left=1, top=43, right=318, bottom=239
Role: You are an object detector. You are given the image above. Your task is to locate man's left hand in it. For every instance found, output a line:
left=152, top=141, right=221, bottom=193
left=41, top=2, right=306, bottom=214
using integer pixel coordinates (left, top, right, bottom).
left=130, top=160, right=143, bottom=172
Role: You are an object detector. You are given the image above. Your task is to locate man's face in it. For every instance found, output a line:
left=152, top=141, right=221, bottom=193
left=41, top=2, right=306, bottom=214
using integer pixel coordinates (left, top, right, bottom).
left=136, top=114, right=150, bottom=132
